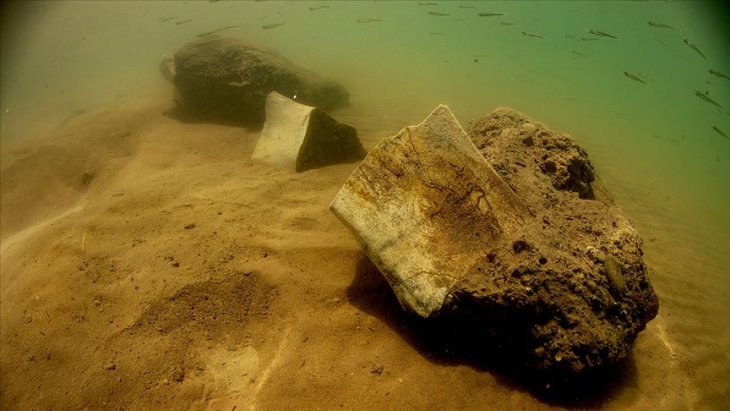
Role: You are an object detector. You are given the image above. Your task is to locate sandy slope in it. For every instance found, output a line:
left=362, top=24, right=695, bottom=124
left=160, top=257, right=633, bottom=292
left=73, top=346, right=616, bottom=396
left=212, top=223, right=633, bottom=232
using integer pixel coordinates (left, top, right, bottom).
left=1, top=95, right=728, bottom=410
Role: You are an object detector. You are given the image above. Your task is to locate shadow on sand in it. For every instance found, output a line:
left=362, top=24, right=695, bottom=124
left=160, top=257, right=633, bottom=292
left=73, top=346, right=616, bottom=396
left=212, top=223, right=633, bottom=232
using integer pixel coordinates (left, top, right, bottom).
left=163, top=105, right=265, bottom=131
left=345, top=254, right=639, bottom=408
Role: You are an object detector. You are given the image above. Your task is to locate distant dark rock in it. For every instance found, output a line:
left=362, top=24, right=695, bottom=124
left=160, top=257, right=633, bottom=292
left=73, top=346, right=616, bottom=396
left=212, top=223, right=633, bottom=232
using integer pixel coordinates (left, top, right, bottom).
left=170, top=36, right=349, bottom=127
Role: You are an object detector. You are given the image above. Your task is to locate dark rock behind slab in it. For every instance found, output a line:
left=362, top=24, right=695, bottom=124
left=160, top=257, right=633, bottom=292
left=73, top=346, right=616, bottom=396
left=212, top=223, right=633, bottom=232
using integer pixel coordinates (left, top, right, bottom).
left=171, top=36, right=349, bottom=127
left=439, top=108, right=658, bottom=375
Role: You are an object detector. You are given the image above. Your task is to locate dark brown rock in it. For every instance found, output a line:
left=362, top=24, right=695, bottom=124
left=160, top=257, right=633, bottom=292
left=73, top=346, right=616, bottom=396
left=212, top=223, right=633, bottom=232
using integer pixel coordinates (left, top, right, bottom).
left=171, top=36, right=349, bottom=127
left=331, top=105, right=531, bottom=318
left=441, top=107, right=659, bottom=374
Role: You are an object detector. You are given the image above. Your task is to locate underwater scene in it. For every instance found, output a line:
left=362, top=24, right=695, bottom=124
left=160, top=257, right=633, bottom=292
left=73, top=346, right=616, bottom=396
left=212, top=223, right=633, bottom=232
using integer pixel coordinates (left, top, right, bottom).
left=1, top=1, right=728, bottom=409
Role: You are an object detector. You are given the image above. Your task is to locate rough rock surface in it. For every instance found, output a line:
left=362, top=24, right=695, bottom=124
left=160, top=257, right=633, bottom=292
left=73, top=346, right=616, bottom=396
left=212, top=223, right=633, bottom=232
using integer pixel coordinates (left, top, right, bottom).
left=330, top=105, right=658, bottom=375
left=171, top=36, right=349, bottom=127
left=252, top=92, right=366, bottom=172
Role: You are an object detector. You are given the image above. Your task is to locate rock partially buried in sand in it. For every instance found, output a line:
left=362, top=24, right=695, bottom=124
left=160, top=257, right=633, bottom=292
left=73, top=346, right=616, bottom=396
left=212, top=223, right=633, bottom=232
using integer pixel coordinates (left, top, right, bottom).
left=171, top=36, right=349, bottom=127
left=252, top=92, right=366, bottom=172
left=330, top=105, right=658, bottom=374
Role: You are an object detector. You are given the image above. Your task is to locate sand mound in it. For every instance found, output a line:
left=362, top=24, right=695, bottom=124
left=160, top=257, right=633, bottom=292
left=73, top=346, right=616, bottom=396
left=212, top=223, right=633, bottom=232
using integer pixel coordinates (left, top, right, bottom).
left=0, top=100, right=159, bottom=241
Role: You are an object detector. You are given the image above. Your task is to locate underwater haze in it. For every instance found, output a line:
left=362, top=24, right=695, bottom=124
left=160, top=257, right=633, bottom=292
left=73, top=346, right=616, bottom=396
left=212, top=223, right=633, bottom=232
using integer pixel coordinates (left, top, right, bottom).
left=1, top=1, right=729, bottom=409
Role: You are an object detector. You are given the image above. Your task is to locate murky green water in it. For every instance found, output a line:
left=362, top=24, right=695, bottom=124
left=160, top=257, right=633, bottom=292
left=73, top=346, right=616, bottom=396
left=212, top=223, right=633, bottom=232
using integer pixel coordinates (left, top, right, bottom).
left=1, top=0, right=729, bottom=408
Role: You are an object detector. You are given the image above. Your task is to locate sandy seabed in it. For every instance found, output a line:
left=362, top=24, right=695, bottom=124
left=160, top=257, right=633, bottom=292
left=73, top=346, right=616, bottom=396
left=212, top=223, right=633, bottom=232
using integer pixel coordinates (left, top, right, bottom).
left=1, top=92, right=728, bottom=410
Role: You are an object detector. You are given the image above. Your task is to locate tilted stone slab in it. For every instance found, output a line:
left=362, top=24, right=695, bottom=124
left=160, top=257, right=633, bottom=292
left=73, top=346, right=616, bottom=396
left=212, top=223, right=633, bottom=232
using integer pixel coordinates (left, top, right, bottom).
left=252, top=92, right=366, bottom=172
left=330, top=105, right=531, bottom=317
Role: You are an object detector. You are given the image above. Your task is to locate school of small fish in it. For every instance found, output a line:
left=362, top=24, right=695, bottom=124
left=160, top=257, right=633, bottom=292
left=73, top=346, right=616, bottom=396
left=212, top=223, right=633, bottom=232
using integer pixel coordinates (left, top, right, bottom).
left=159, top=2, right=728, bottom=143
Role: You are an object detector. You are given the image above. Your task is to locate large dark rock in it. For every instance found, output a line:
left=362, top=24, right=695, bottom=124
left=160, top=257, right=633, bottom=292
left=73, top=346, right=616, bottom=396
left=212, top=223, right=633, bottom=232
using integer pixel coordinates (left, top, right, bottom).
left=445, top=107, right=659, bottom=374
left=330, top=105, right=658, bottom=376
left=170, top=36, right=349, bottom=127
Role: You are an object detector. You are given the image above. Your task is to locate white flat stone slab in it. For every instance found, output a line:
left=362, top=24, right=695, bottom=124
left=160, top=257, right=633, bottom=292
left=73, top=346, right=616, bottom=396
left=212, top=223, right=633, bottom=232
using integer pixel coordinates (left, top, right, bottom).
left=330, top=105, right=530, bottom=317
left=252, top=92, right=365, bottom=172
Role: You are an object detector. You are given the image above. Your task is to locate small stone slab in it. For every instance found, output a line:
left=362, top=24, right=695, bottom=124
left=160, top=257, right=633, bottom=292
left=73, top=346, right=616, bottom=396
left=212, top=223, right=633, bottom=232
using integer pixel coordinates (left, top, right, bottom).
left=252, top=92, right=366, bottom=172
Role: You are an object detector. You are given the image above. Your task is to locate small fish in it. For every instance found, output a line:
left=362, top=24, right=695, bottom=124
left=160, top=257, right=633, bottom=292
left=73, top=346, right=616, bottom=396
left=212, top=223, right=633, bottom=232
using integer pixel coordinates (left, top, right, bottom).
left=587, top=29, right=617, bottom=39
left=158, top=16, right=176, bottom=23
left=356, top=18, right=382, bottom=23
left=418, top=2, right=438, bottom=5
left=309, top=6, right=330, bottom=11
left=571, top=49, right=586, bottom=57
left=623, top=71, right=647, bottom=84
left=73, top=36, right=87, bottom=44
left=683, top=38, right=706, bottom=59
left=429, top=31, right=445, bottom=35
left=198, top=25, right=239, bottom=37
left=428, top=11, right=450, bottom=16
left=648, top=21, right=674, bottom=29
left=175, top=19, right=192, bottom=25
left=458, top=5, right=475, bottom=8
left=695, top=91, right=722, bottom=108
left=581, top=37, right=599, bottom=41
left=500, top=22, right=516, bottom=26
left=651, top=134, right=684, bottom=143
left=262, top=23, right=285, bottom=29
left=709, top=69, right=730, bottom=80
left=478, top=12, right=505, bottom=17
left=521, top=31, right=544, bottom=39
left=228, top=80, right=251, bottom=87
left=713, top=126, right=729, bottom=140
